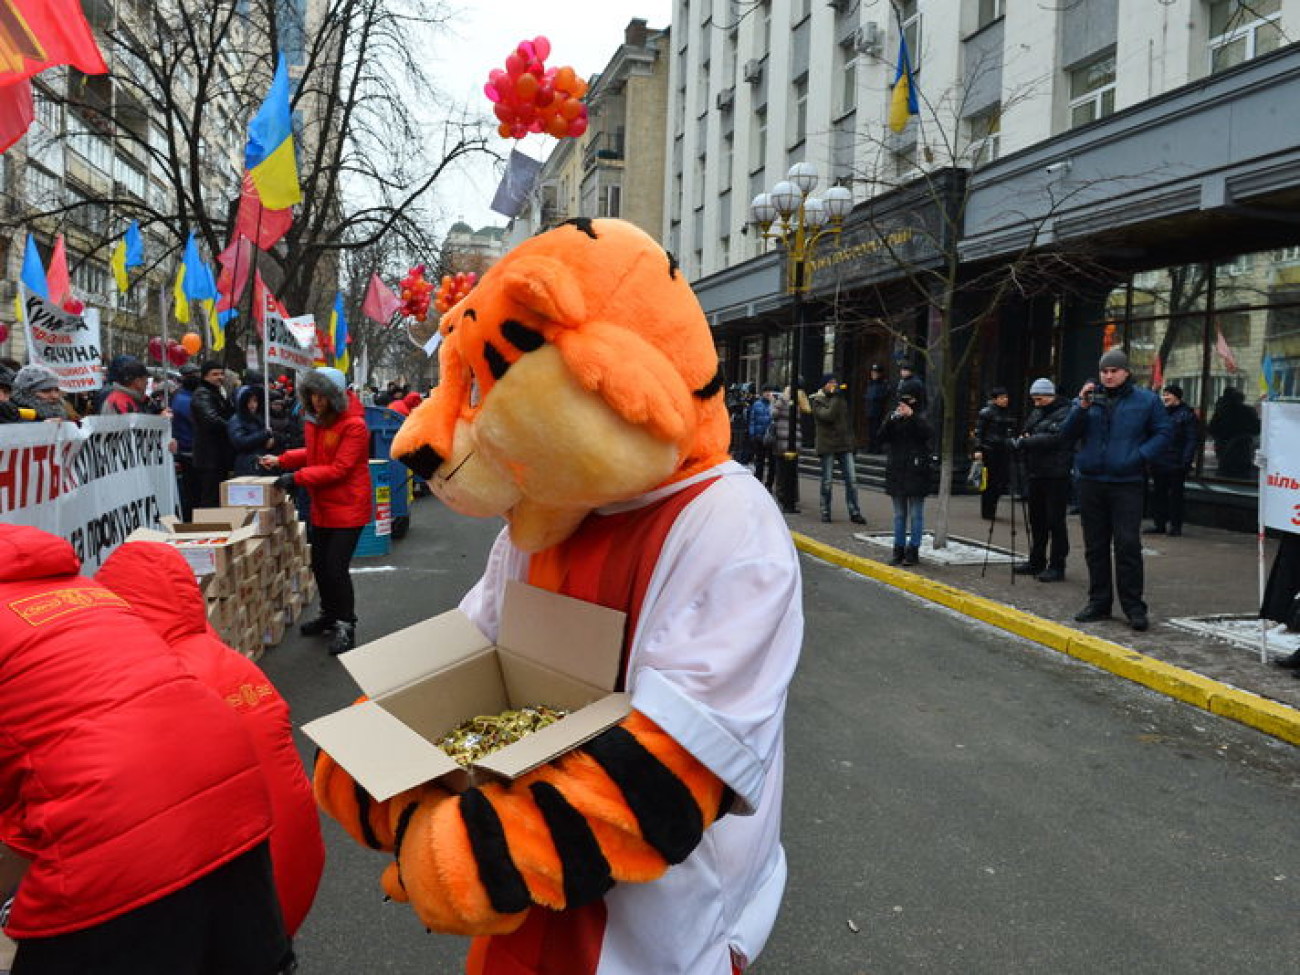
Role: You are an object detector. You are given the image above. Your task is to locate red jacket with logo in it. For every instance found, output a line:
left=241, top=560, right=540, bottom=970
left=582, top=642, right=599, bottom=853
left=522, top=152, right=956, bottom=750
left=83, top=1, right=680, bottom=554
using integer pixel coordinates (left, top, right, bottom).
left=96, top=541, right=325, bottom=936
left=0, top=524, right=272, bottom=939
left=277, top=392, right=372, bottom=528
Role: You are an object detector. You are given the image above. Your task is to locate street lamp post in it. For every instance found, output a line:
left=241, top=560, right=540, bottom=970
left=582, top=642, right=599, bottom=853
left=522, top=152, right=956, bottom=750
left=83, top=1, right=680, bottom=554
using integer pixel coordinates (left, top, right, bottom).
left=750, top=163, right=852, bottom=512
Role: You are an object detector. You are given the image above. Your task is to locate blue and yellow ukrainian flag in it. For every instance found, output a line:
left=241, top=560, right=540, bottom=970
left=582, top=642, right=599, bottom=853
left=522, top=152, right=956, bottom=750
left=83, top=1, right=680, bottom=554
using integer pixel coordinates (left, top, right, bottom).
left=889, top=33, right=919, bottom=133
left=245, top=55, right=301, bottom=210
left=330, top=291, right=350, bottom=374
left=110, top=221, right=144, bottom=293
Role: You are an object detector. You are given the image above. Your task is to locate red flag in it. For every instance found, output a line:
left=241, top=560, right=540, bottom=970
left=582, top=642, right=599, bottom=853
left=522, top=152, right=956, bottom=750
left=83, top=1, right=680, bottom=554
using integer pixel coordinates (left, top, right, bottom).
left=235, top=171, right=292, bottom=250
left=216, top=234, right=253, bottom=313
left=0, top=0, right=108, bottom=86
left=45, top=232, right=68, bottom=305
left=1214, top=322, right=1238, bottom=373
left=0, top=76, right=32, bottom=150
left=252, top=269, right=289, bottom=340
left=361, top=272, right=400, bottom=325
left=1151, top=354, right=1163, bottom=391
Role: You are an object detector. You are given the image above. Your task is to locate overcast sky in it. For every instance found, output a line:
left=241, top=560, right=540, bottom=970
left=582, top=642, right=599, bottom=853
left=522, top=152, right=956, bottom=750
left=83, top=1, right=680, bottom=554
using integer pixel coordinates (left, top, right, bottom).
left=428, top=0, right=674, bottom=230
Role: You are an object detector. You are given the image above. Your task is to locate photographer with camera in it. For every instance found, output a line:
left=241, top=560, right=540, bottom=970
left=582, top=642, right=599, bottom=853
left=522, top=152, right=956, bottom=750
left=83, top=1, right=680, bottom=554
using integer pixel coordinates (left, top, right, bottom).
left=1059, top=349, right=1171, bottom=631
left=879, top=385, right=933, bottom=565
left=1012, top=378, right=1074, bottom=582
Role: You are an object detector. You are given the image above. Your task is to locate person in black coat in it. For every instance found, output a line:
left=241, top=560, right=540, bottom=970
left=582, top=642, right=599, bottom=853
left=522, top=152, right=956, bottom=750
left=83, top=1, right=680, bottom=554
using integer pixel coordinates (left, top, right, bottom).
left=1145, top=384, right=1200, bottom=536
left=1013, top=378, right=1075, bottom=582
left=228, top=386, right=277, bottom=476
left=973, top=386, right=1014, bottom=521
left=879, top=387, right=933, bottom=566
left=190, top=360, right=236, bottom=507
left=1207, top=385, right=1259, bottom=479
left=863, top=364, right=890, bottom=454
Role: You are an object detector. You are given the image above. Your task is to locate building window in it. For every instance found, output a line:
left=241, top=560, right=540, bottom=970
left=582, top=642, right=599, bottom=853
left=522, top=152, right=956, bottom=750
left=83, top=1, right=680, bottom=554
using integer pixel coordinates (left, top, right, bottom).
left=1068, top=53, right=1116, bottom=128
left=792, top=0, right=811, bottom=24
left=694, top=154, right=706, bottom=209
left=789, top=75, right=807, bottom=147
left=1208, top=0, right=1282, bottom=74
left=837, top=40, right=857, bottom=116
left=900, top=0, right=921, bottom=72
left=721, top=131, right=734, bottom=182
left=752, top=106, right=767, bottom=170
left=698, top=59, right=710, bottom=117
left=977, top=0, right=1004, bottom=29
left=892, top=145, right=917, bottom=179
left=757, top=0, right=771, bottom=57
left=968, top=107, right=1000, bottom=166
left=601, top=184, right=622, bottom=219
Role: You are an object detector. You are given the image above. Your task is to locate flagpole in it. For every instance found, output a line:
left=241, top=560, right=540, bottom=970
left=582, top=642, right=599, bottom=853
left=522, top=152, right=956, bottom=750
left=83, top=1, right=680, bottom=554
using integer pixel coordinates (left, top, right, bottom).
left=159, top=283, right=170, bottom=410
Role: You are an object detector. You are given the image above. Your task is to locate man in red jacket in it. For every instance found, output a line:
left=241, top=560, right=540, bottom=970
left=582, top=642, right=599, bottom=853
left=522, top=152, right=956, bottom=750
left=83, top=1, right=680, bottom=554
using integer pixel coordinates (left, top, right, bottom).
left=0, top=524, right=291, bottom=975
left=260, top=366, right=372, bottom=654
left=95, top=540, right=325, bottom=939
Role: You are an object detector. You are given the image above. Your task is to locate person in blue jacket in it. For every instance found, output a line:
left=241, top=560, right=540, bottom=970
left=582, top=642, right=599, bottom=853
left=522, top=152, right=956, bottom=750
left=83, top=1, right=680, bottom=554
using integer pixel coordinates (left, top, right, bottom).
left=228, top=385, right=278, bottom=476
left=1144, top=384, right=1200, bottom=537
left=1059, top=349, right=1172, bottom=632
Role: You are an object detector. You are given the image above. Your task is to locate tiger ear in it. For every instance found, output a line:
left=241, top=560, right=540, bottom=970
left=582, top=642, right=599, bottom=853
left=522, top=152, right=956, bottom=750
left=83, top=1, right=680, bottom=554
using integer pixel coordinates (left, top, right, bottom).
left=500, top=256, right=587, bottom=326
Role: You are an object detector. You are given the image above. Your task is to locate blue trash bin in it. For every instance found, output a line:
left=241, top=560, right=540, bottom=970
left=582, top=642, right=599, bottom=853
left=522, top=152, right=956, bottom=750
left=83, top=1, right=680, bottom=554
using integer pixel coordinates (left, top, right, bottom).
left=354, top=460, right=392, bottom=558
left=364, top=406, right=413, bottom=539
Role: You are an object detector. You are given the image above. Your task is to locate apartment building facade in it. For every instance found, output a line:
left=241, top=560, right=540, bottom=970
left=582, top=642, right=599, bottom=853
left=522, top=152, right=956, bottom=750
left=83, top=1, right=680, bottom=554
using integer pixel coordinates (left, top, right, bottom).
left=674, top=0, right=1300, bottom=525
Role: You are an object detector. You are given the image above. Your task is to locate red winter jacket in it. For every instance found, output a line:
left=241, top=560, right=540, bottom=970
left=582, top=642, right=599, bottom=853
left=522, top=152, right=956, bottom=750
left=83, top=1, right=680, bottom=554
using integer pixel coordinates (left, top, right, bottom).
left=277, top=392, right=372, bottom=528
left=388, top=391, right=422, bottom=417
left=0, top=525, right=271, bottom=939
left=96, top=541, right=325, bottom=936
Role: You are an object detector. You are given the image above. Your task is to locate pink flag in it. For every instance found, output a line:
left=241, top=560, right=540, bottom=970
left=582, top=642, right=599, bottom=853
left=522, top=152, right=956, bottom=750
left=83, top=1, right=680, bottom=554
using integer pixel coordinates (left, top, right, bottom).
left=361, top=272, right=401, bottom=325
left=216, top=235, right=254, bottom=313
left=46, top=234, right=70, bottom=306
left=1215, top=322, right=1238, bottom=373
left=252, top=270, right=289, bottom=338
left=235, top=172, right=293, bottom=251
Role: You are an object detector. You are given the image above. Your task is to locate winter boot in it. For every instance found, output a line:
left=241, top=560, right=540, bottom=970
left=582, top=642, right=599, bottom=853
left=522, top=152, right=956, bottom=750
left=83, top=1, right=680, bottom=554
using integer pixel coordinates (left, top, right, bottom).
left=299, top=615, right=333, bottom=637
left=889, top=545, right=905, bottom=565
left=902, top=545, right=919, bottom=566
left=328, top=621, right=356, bottom=656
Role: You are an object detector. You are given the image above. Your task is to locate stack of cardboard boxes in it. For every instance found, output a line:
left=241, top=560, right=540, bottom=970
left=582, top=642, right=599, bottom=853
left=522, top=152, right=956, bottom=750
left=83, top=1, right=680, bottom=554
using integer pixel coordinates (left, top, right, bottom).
left=127, top=476, right=314, bottom=660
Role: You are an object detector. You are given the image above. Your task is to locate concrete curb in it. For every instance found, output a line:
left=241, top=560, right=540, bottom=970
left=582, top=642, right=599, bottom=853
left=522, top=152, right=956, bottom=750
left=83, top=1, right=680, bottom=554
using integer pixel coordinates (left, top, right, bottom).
left=793, top=532, right=1300, bottom=748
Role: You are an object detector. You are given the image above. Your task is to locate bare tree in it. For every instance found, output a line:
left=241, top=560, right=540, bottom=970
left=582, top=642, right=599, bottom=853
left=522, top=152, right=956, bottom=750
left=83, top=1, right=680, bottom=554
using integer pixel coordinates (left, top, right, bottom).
left=17, top=0, right=494, bottom=365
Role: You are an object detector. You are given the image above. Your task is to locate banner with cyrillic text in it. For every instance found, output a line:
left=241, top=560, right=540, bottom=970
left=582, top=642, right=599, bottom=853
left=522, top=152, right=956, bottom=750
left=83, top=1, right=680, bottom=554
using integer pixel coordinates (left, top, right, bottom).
left=262, top=294, right=315, bottom=372
left=1260, top=401, right=1300, bottom=532
left=23, top=296, right=103, bottom=393
left=0, top=415, right=177, bottom=572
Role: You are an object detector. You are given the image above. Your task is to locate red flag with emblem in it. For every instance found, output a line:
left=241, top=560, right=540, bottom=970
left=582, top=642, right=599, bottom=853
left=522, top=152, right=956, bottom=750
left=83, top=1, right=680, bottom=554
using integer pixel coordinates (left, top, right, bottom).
left=0, top=0, right=107, bottom=86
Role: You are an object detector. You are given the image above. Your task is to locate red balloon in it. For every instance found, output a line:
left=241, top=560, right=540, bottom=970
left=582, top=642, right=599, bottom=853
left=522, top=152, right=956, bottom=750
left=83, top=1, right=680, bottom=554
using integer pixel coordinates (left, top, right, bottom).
left=505, top=53, right=526, bottom=78
left=533, top=36, right=551, bottom=61
left=168, top=345, right=188, bottom=366
left=147, top=336, right=163, bottom=362
left=568, top=116, right=589, bottom=138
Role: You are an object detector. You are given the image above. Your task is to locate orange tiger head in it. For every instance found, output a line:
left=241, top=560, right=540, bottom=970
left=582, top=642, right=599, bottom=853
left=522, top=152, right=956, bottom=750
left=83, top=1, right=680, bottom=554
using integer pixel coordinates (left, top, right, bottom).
left=392, top=218, right=731, bottom=552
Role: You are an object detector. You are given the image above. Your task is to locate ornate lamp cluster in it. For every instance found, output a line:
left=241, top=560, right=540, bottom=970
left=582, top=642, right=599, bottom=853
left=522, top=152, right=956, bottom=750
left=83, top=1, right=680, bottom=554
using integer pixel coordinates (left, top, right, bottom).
left=749, top=162, right=853, bottom=293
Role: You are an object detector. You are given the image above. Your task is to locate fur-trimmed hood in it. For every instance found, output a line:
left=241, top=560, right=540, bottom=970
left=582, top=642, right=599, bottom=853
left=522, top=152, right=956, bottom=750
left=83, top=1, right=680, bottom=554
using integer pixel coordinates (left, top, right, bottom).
left=298, top=368, right=348, bottom=416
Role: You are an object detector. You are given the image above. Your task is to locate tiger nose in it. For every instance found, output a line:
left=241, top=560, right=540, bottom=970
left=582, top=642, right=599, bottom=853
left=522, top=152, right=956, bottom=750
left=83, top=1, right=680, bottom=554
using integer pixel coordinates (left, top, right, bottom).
left=397, top=444, right=444, bottom=481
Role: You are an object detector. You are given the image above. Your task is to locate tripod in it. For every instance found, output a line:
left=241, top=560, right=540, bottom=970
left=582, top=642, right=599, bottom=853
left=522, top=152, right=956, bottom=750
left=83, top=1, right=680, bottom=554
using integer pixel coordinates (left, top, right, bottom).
left=980, top=449, right=1031, bottom=582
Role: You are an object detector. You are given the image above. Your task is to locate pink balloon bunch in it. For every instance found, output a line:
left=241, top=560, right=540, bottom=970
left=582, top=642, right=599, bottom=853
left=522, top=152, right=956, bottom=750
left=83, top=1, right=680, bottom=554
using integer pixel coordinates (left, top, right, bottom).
left=484, top=36, right=589, bottom=141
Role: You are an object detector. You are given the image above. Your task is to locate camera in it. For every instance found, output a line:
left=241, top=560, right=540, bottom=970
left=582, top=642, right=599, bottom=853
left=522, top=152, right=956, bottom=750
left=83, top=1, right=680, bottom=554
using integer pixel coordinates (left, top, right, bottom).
left=1085, top=385, right=1109, bottom=406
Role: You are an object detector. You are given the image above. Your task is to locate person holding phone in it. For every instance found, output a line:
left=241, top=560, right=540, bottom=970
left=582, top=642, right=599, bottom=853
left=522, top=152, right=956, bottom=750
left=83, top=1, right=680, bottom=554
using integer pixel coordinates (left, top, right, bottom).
left=1058, top=349, right=1171, bottom=631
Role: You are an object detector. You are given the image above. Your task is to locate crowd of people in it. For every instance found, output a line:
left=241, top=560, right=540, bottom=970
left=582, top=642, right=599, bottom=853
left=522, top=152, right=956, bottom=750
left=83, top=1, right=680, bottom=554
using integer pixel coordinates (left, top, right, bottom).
left=729, top=350, right=1279, bottom=632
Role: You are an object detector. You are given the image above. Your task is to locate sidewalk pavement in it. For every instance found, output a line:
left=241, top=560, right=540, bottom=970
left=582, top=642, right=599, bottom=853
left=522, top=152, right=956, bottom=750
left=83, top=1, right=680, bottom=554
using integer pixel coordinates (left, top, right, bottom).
left=782, top=470, right=1300, bottom=747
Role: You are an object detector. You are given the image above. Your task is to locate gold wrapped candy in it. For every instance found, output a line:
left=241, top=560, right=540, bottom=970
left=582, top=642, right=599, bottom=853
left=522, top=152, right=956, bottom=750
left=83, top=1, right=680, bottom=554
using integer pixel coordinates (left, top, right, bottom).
left=435, top=706, right=569, bottom=767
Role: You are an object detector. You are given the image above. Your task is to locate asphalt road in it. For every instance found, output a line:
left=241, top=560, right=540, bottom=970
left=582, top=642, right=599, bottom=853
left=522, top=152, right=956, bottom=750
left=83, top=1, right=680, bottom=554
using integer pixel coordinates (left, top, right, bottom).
left=263, top=498, right=1300, bottom=974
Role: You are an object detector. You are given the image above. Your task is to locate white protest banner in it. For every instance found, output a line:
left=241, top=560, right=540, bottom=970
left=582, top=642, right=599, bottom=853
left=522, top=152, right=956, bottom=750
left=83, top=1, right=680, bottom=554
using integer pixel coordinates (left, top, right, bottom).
left=284, top=313, right=317, bottom=350
left=0, top=415, right=177, bottom=573
left=23, top=296, right=104, bottom=393
left=1260, top=401, right=1300, bottom=533
left=263, top=302, right=315, bottom=372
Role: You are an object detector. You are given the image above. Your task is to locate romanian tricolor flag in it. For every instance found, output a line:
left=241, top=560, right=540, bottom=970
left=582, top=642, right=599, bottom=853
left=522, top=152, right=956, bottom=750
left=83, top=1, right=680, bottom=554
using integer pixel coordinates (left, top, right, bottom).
left=244, top=54, right=301, bottom=210
left=330, top=290, right=349, bottom=374
left=888, top=32, right=919, bottom=134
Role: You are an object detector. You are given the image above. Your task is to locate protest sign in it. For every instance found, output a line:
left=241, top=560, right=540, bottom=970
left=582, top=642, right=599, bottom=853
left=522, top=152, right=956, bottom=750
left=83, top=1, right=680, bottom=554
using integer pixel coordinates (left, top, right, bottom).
left=0, top=415, right=177, bottom=573
left=261, top=293, right=315, bottom=372
left=23, top=296, right=103, bottom=392
left=1260, top=401, right=1300, bottom=532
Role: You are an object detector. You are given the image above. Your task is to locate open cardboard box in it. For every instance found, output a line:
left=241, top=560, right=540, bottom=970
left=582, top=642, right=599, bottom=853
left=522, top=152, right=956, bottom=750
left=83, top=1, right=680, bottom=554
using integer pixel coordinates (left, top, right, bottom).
left=303, top=581, right=630, bottom=800
left=221, top=476, right=287, bottom=509
left=168, top=506, right=277, bottom=536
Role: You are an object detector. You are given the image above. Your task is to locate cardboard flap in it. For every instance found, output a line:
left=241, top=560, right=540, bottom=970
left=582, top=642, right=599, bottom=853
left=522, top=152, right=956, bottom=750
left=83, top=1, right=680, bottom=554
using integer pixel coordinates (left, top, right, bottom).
left=302, top=702, right=460, bottom=802
left=499, top=580, right=626, bottom=691
left=340, top=609, right=492, bottom=698
left=476, top=693, right=632, bottom=780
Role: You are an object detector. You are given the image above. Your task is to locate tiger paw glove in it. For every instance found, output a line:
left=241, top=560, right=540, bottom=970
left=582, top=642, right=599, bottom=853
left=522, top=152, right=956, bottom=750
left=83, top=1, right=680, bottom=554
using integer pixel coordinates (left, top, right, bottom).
left=313, top=749, right=413, bottom=852
left=383, top=710, right=732, bottom=936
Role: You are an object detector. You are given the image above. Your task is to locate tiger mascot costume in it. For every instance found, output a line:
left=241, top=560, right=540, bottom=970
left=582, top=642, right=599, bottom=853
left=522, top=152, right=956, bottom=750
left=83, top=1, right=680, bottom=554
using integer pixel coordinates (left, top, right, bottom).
left=314, top=218, right=803, bottom=974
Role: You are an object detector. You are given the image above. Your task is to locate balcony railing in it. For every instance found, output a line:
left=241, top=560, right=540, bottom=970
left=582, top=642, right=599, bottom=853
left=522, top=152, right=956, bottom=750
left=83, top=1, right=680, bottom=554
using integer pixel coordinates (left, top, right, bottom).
left=582, top=133, right=626, bottom=171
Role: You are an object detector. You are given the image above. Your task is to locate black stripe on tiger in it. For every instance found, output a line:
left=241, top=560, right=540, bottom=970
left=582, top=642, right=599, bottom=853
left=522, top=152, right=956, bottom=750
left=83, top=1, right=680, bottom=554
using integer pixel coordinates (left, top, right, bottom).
left=398, top=444, right=444, bottom=481
left=563, top=216, right=599, bottom=239
left=667, top=250, right=680, bottom=280
left=354, top=780, right=383, bottom=850
left=693, top=366, right=726, bottom=400
left=391, top=800, right=419, bottom=891
left=529, top=781, right=614, bottom=907
left=460, top=788, right=532, bottom=914
left=582, top=726, right=704, bottom=865
left=483, top=341, right=511, bottom=381
left=502, top=318, right=545, bottom=353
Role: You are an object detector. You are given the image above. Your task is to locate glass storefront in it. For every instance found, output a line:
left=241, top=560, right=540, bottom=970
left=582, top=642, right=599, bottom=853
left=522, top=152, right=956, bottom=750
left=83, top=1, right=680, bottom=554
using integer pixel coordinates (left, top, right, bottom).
left=1085, top=246, right=1300, bottom=484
